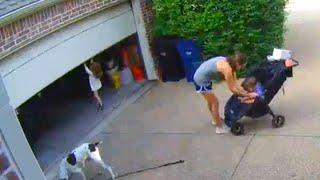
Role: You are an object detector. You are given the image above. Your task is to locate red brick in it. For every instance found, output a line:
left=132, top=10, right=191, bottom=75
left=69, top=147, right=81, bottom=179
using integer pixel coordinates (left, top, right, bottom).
left=3, top=28, right=9, bottom=38
left=0, top=153, right=10, bottom=174
left=0, top=40, right=5, bottom=47
left=16, top=35, right=28, bottom=44
left=25, top=18, right=32, bottom=28
left=72, top=1, right=77, bottom=7
left=79, top=9, right=86, bottom=14
left=4, top=26, right=13, bottom=38
left=46, top=19, right=52, bottom=25
left=72, top=8, right=77, bottom=13
left=6, top=171, right=20, bottom=180
left=62, top=15, right=70, bottom=22
left=42, top=29, right=51, bottom=36
left=48, top=8, right=53, bottom=18
left=0, top=28, right=5, bottom=39
left=52, top=5, right=58, bottom=15
left=3, top=41, right=15, bottom=50
left=28, top=32, right=35, bottom=38
left=42, top=10, right=48, bottom=20
left=62, top=4, right=68, bottom=12
left=27, top=16, right=34, bottom=27
left=70, top=0, right=75, bottom=7
left=69, top=13, right=77, bottom=19
left=96, top=2, right=103, bottom=8
left=29, top=25, right=37, bottom=33
left=18, top=30, right=29, bottom=37
left=52, top=15, right=62, bottom=22
left=65, top=1, right=71, bottom=9
left=33, top=13, right=39, bottom=24
left=57, top=4, right=63, bottom=14
left=56, top=4, right=62, bottom=14
left=37, top=13, right=43, bottom=23
left=51, top=20, right=60, bottom=27
left=41, top=20, right=51, bottom=27
left=89, top=1, right=97, bottom=6
left=0, top=0, right=121, bottom=54
left=11, top=24, right=18, bottom=35
left=20, top=18, right=27, bottom=28
left=39, top=12, right=45, bottom=22
left=71, top=0, right=77, bottom=8
left=47, top=9, right=53, bottom=19
left=84, top=4, right=90, bottom=9
left=39, top=25, right=49, bottom=32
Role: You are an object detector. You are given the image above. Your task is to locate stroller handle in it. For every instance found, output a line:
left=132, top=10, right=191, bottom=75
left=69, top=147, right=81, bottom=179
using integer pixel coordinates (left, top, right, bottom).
left=285, top=58, right=299, bottom=68
left=293, top=59, right=299, bottom=66
left=290, top=58, right=299, bottom=67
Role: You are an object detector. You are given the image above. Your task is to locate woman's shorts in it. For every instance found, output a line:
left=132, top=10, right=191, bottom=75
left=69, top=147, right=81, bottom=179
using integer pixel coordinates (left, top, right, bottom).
left=194, top=81, right=213, bottom=93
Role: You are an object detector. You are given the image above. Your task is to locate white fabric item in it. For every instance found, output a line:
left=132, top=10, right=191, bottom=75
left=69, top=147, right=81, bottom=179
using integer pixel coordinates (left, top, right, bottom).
left=215, top=125, right=230, bottom=134
left=268, top=48, right=292, bottom=61
left=84, top=64, right=102, bottom=91
left=272, top=48, right=292, bottom=60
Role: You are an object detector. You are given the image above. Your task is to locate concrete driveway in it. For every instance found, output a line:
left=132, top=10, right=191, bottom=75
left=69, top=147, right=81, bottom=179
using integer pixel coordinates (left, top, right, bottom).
left=47, top=0, right=320, bottom=179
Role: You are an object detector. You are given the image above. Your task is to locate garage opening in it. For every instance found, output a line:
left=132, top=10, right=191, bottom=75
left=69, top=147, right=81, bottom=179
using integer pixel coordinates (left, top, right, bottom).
left=16, top=34, right=148, bottom=170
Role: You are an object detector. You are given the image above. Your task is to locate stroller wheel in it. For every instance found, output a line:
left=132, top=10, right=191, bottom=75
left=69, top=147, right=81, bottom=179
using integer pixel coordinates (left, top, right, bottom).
left=231, top=123, right=244, bottom=136
left=272, top=115, right=285, bottom=128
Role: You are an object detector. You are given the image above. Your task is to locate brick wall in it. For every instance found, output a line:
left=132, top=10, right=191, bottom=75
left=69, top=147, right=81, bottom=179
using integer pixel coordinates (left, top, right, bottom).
left=139, top=0, right=154, bottom=44
left=0, top=132, right=23, bottom=180
left=138, top=0, right=159, bottom=78
left=0, top=0, right=123, bottom=59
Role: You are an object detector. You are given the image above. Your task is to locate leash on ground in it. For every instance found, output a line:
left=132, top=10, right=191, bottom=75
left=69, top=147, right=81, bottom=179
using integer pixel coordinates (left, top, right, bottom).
left=107, top=160, right=185, bottom=179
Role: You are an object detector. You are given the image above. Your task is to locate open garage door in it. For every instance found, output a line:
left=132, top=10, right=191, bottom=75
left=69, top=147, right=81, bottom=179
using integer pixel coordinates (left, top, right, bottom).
left=0, top=2, right=137, bottom=108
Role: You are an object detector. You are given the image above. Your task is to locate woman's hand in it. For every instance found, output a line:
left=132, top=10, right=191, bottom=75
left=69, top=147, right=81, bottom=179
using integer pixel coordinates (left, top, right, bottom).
left=243, top=98, right=255, bottom=104
left=248, top=92, right=258, bottom=98
left=239, top=96, right=255, bottom=104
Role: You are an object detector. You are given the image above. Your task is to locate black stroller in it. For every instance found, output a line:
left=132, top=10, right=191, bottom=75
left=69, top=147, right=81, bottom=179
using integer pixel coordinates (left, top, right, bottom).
left=224, top=59, right=299, bottom=135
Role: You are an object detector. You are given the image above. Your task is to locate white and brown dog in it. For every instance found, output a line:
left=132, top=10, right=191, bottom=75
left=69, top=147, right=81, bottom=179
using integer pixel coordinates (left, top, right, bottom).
left=59, top=141, right=116, bottom=180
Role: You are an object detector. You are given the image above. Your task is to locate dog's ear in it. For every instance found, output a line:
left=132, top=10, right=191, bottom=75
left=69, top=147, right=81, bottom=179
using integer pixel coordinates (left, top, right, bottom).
left=66, top=153, right=77, bottom=166
left=94, top=141, right=103, bottom=146
left=89, top=141, right=102, bottom=152
left=88, top=144, right=96, bottom=152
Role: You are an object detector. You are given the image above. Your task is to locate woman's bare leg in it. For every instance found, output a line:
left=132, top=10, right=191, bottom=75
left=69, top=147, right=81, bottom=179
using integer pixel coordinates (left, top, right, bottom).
left=201, top=92, right=223, bottom=127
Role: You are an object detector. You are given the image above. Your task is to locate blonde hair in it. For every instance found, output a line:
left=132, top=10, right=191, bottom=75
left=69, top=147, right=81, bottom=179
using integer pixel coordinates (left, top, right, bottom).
left=89, top=61, right=103, bottom=79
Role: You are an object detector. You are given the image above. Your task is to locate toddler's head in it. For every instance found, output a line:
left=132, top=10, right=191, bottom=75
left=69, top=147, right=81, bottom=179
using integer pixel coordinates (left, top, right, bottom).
left=242, top=77, right=257, bottom=92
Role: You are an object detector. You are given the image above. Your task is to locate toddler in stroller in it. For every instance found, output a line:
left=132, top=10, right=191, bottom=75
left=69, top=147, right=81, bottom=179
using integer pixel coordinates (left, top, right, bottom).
left=239, top=77, right=265, bottom=104
left=224, top=59, right=299, bottom=135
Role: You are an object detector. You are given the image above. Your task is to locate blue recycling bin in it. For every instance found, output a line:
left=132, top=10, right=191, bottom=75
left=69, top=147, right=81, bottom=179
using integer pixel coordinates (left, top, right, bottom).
left=176, top=40, right=203, bottom=82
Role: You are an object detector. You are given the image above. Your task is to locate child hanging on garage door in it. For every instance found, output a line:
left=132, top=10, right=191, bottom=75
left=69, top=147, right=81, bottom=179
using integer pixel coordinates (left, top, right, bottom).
left=84, top=59, right=104, bottom=111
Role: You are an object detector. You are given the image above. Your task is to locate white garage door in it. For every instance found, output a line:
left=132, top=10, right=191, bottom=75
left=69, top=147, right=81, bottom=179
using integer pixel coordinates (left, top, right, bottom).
left=0, top=3, right=137, bottom=108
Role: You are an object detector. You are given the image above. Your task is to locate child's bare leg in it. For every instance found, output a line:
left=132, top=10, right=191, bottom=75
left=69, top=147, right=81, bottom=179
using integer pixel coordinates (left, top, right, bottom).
left=93, top=90, right=103, bottom=106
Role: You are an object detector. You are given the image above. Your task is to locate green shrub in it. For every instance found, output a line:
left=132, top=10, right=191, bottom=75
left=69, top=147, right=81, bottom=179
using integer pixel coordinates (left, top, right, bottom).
left=153, top=0, right=288, bottom=74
